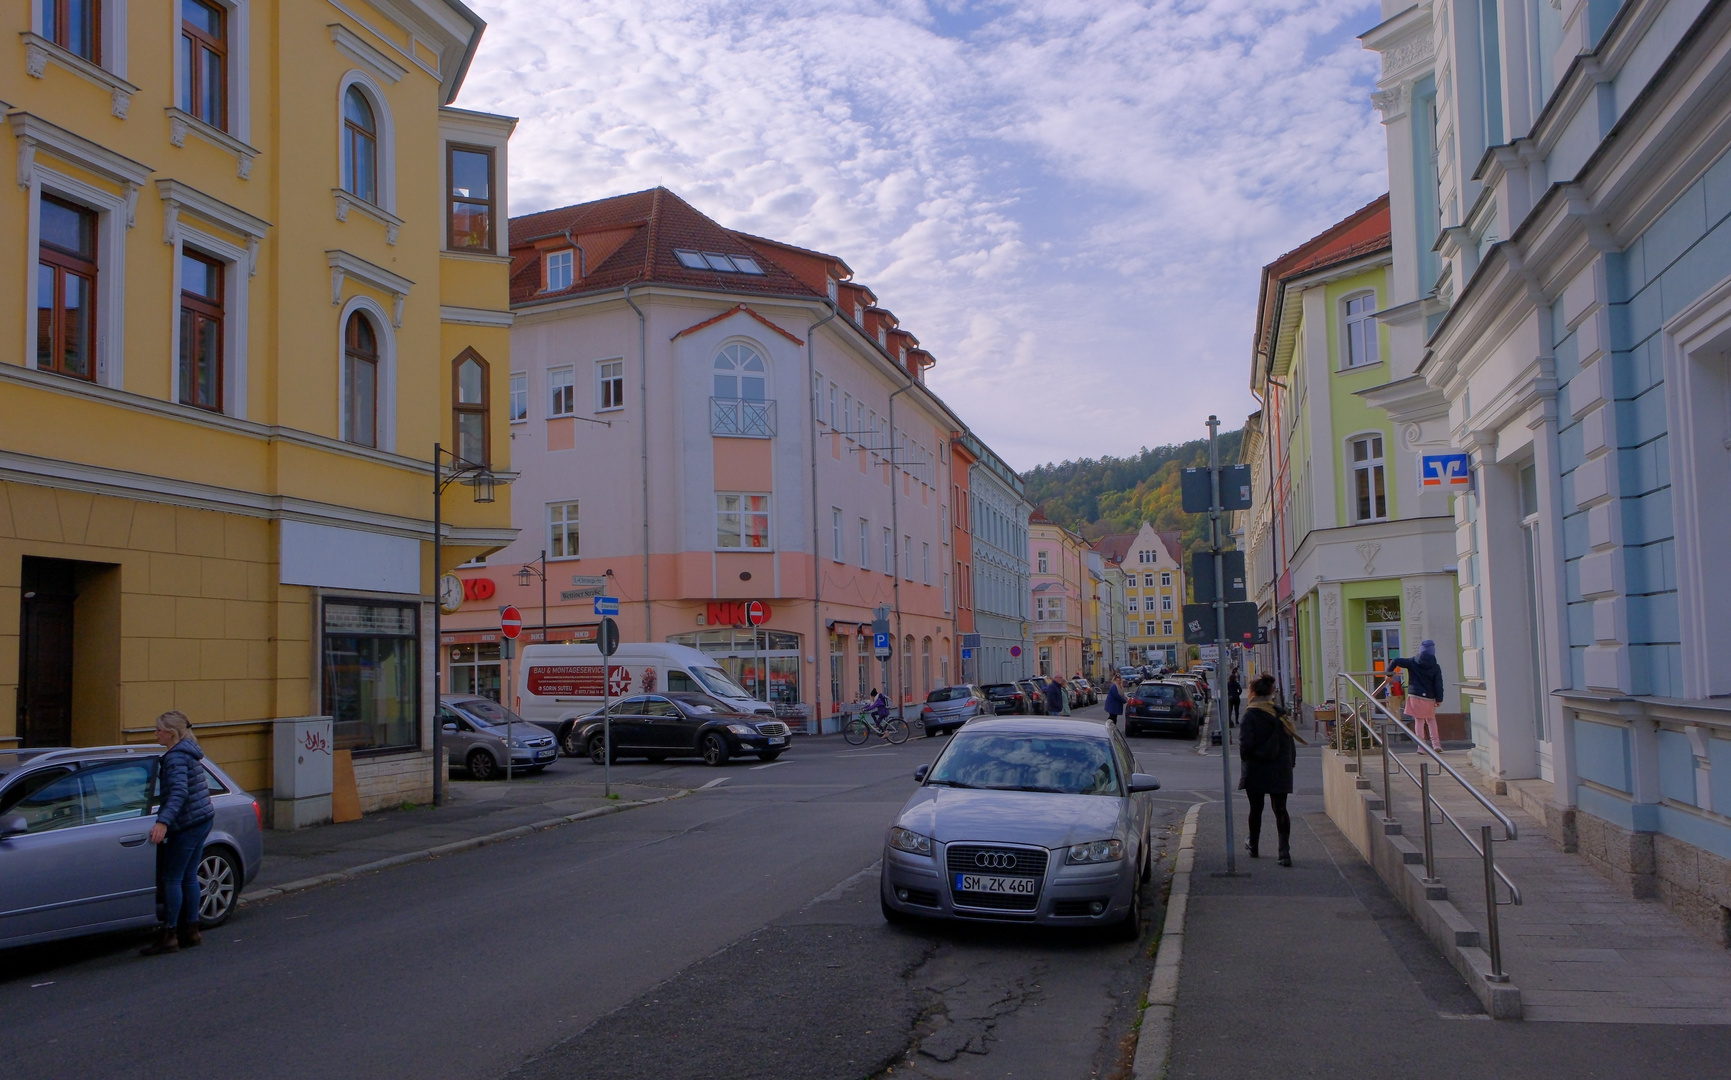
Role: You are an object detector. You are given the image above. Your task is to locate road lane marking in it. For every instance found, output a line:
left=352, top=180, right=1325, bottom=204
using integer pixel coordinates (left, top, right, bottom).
left=749, top=760, right=788, bottom=770
left=699, top=776, right=731, bottom=789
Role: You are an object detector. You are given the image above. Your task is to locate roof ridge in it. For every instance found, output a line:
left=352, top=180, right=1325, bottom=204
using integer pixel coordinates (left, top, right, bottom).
left=642, top=187, right=664, bottom=283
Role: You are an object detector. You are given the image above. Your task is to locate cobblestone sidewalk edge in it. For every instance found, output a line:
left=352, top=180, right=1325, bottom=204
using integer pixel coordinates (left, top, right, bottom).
left=237, top=789, right=694, bottom=908
left=1132, top=801, right=1203, bottom=1080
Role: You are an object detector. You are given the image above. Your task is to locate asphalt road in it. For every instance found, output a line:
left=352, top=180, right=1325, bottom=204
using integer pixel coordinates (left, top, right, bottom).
left=0, top=706, right=1225, bottom=1080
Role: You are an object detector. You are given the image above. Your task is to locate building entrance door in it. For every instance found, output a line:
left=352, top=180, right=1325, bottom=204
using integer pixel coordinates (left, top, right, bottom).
left=18, top=558, right=76, bottom=747
left=1364, top=596, right=1402, bottom=688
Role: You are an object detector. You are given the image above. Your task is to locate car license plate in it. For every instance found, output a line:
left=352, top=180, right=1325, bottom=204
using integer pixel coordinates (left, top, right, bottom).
left=954, top=873, right=1036, bottom=895
left=768, top=736, right=785, bottom=745
left=537, top=748, right=555, bottom=759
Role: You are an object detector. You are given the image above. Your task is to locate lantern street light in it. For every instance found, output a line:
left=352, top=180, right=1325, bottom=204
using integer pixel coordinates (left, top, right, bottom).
left=432, top=442, right=501, bottom=808
left=516, top=549, right=548, bottom=645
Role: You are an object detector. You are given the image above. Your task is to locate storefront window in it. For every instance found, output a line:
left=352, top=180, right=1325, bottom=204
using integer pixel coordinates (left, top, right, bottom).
left=667, top=628, right=802, bottom=710
left=448, top=641, right=501, bottom=701
left=829, top=632, right=846, bottom=710
left=322, top=600, right=419, bottom=753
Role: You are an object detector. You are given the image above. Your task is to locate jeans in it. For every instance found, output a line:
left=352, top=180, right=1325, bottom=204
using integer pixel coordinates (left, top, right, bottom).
left=1246, top=791, right=1290, bottom=855
left=159, top=818, right=212, bottom=928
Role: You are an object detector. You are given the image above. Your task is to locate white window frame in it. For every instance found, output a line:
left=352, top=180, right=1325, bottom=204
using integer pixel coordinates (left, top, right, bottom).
left=1161, top=572, right=1171, bottom=586
left=831, top=507, right=844, bottom=561
left=336, top=296, right=396, bottom=450
left=508, top=371, right=526, bottom=423
left=1348, top=432, right=1389, bottom=523
left=1161, top=595, right=1173, bottom=611
left=1163, top=620, right=1173, bottom=636
left=158, top=180, right=265, bottom=418
left=168, top=0, right=255, bottom=174
left=883, top=527, right=892, bottom=576
left=14, top=113, right=150, bottom=391
left=596, top=358, right=624, bottom=412
left=828, top=383, right=838, bottom=428
left=1128, top=598, right=1139, bottom=612
left=24, top=0, right=134, bottom=114
left=1037, top=551, right=1049, bottom=574
left=548, top=366, right=575, bottom=417
left=904, top=536, right=913, bottom=580
left=716, top=492, right=772, bottom=551
left=335, top=70, right=395, bottom=215
left=922, top=542, right=930, bottom=584
left=859, top=518, right=870, bottom=569
left=545, top=248, right=574, bottom=292
left=1340, top=289, right=1380, bottom=370
left=548, top=500, right=579, bottom=560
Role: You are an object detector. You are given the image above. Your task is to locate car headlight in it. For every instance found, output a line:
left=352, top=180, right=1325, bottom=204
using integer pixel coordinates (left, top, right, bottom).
left=888, top=826, right=934, bottom=856
left=725, top=723, right=757, bottom=735
left=508, top=738, right=529, bottom=748
left=1066, top=839, right=1124, bottom=864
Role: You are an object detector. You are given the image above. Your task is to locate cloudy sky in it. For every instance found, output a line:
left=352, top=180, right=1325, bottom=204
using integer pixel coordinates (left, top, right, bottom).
left=458, top=0, right=1389, bottom=472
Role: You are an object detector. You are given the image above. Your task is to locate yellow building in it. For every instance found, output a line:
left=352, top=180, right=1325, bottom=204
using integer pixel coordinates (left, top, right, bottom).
left=1120, top=522, right=1185, bottom=667
left=2, top=1, right=515, bottom=817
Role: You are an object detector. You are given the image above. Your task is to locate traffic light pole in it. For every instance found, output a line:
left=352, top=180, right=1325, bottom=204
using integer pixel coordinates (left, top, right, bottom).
left=1208, top=416, right=1242, bottom=876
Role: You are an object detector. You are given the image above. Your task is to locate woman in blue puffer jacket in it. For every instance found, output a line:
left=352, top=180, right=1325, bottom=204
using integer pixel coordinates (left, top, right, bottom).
left=142, top=710, right=215, bottom=956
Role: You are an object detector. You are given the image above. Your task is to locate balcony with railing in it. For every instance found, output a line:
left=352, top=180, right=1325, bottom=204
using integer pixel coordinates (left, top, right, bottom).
left=710, top=397, right=776, bottom=437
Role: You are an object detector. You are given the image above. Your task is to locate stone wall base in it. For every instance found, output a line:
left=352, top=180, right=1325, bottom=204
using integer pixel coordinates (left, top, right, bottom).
left=353, top=750, right=436, bottom=814
left=1575, top=808, right=1658, bottom=900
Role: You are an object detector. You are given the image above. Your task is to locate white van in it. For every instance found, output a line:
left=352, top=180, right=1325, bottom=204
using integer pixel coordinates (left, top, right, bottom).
left=515, top=642, right=774, bottom=750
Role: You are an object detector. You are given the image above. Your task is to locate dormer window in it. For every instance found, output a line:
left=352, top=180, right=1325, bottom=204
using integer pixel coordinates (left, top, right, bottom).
left=827, top=278, right=838, bottom=301
left=546, top=249, right=573, bottom=291
left=672, top=249, right=765, bottom=275
left=877, top=327, right=887, bottom=347
left=853, top=303, right=863, bottom=323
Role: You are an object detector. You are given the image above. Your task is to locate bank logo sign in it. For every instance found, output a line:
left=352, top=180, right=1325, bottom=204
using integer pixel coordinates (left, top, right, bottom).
left=1420, top=453, right=1472, bottom=490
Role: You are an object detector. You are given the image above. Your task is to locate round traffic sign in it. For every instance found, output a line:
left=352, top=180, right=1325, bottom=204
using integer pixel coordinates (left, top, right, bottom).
left=500, top=605, right=523, bottom=640
left=1010, top=645, right=1022, bottom=658
left=745, top=600, right=768, bottom=627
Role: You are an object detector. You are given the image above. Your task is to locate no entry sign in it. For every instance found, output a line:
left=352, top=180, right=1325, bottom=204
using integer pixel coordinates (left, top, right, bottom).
left=745, top=600, right=768, bottom=626
left=500, top=605, right=524, bottom=640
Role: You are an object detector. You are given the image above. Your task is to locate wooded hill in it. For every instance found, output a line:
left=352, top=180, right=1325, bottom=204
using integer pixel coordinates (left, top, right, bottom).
left=1021, top=429, right=1245, bottom=565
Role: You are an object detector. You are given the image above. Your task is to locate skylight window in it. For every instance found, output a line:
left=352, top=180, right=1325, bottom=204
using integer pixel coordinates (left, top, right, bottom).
left=672, top=249, right=768, bottom=275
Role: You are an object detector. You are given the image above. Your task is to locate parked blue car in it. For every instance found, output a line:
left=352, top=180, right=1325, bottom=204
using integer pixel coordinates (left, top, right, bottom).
left=0, top=746, right=264, bottom=950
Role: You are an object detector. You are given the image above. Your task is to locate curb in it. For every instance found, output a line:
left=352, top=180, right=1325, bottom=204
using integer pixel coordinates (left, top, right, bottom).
left=237, top=789, right=692, bottom=908
left=1132, top=801, right=1202, bottom=1080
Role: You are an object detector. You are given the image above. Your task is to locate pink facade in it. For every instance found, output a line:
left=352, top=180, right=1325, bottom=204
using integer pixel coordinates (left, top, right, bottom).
left=440, top=189, right=970, bottom=724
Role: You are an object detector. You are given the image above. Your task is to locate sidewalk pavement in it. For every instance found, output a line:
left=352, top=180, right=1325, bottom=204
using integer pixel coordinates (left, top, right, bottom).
left=1161, top=750, right=1731, bottom=1080
left=244, top=769, right=688, bottom=900
left=1379, top=749, right=1731, bottom=1022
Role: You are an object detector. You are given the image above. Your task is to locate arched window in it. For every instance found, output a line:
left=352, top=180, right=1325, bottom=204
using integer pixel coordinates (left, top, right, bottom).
left=921, top=637, right=932, bottom=693
left=343, top=311, right=379, bottom=446
left=902, top=634, right=915, bottom=702
left=713, top=343, right=767, bottom=401
left=453, top=348, right=489, bottom=466
left=342, top=85, right=378, bottom=204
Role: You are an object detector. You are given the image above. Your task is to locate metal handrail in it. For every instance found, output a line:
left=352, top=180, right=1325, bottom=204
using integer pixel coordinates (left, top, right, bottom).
left=1335, top=671, right=1521, bottom=983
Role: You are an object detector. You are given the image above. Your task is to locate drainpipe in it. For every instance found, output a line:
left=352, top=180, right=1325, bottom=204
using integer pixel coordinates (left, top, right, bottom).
left=623, top=285, right=651, bottom=641
left=888, top=374, right=914, bottom=715
left=1250, top=368, right=1287, bottom=707
left=563, top=229, right=587, bottom=279
left=806, top=300, right=839, bottom=731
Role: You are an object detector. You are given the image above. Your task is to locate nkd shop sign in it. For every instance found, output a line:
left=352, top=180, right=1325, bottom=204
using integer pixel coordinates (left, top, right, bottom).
left=704, top=601, right=774, bottom=627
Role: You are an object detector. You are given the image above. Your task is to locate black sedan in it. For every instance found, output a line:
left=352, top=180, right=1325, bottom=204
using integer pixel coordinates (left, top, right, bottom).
left=570, top=693, right=793, bottom=766
left=1125, top=681, right=1201, bottom=739
left=1018, top=679, right=1049, bottom=715
left=982, top=683, right=1029, bottom=714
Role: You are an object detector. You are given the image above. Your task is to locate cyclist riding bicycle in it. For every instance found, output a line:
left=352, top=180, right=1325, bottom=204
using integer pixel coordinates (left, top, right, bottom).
left=869, top=688, right=890, bottom=729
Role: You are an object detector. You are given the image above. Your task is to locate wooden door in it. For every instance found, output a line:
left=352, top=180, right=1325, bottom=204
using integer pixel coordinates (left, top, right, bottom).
left=19, top=560, right=76, bottom=747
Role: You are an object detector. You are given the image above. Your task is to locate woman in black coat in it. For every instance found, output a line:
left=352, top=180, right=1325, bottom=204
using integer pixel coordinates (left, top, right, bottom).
left=1239, top=673, right=1298, bottom=866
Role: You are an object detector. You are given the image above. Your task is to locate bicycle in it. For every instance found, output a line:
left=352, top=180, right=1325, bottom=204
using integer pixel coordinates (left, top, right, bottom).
left=843, top=709, right=910, bottom=746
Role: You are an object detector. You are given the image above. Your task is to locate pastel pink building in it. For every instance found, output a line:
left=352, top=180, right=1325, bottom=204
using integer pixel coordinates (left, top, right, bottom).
left=440, top=188, right=973, bottom=724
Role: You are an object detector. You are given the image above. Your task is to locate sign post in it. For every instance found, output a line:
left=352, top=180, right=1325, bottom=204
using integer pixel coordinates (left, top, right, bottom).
left=745, top=601, right=768, bottom=710
left=499, top=606, right=522, bottom=784
left=597, top=615, right=621, bottom=797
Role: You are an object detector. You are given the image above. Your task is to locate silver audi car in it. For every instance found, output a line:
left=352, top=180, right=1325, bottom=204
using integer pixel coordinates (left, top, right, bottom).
left=880, top=717, right=1159, bottom=938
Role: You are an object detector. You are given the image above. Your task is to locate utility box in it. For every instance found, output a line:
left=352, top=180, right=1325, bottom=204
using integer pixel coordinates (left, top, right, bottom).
left=272, top=716, right=334, bottom=830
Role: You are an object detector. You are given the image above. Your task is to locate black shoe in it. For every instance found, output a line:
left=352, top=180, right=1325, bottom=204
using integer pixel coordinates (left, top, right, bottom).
left=1277, top=852, right=1292, bottom=867
left=1245, top=838, right=1259, bottom=859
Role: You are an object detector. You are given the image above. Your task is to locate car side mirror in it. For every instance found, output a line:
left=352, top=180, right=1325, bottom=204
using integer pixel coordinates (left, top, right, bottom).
left=0, top=814, right=27, bottom=839
left=442, top=723, right=459, bottom=733
left=914, top=765, right=929, bottom=783
left=1129, top=773, right=1161, bottom=793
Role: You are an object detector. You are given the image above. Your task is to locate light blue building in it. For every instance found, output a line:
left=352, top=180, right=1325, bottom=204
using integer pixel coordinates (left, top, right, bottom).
left=1363, top=0, right=1731, bottom=941
left=964, top=434, right=1032, bottom=685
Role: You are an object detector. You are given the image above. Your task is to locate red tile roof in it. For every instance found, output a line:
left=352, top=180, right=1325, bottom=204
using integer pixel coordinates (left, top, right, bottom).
left=1158, top=530, right=1184, bottom=565
left=509, top=187, right=829, bottom=306
left=1093, top=532, right=1137, bottom=564
left=1252, top=194, right=1390, bottom=371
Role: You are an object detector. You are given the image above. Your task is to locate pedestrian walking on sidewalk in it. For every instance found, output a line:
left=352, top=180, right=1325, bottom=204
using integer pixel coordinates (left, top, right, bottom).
left=1103, top=676, right=1126, bottom=728
left=1240, top=674, right=1302, bottom=867
left=1227, top=671, right=1242, bottom=724
left=141, top=711, right=216, bottom=956
left=1044, top=675, right=1070, bottom=716
left=1389, top=640, right=1445, bottom=751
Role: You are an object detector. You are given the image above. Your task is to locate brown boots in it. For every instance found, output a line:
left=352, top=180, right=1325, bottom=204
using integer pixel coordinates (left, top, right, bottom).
left=139, top=927, right=179, bottom=956
left=139, top=924, right=200, bottom=956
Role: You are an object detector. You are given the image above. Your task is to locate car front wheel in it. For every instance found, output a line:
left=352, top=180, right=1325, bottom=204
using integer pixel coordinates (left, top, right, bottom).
left=561, top=726, right=584, bottom=756
left=198, top=847, right=240, bottom=928
left=468, top=749, right=498, bottom=780
left=701, top=732, right=730, bottom=766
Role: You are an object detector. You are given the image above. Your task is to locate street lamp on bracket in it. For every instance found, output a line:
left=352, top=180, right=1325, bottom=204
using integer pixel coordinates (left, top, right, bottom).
left=516, top=549, right=548, bottom=647
left=431, top=442, right=503, bottom=808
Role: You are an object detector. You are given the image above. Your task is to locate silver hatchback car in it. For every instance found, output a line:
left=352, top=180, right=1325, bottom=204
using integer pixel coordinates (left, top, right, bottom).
left=918, top=685, right=988, bottom=737
left=880, top=718, right=1160, bottom=937
left=0, top=746, right=264, bottom=950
